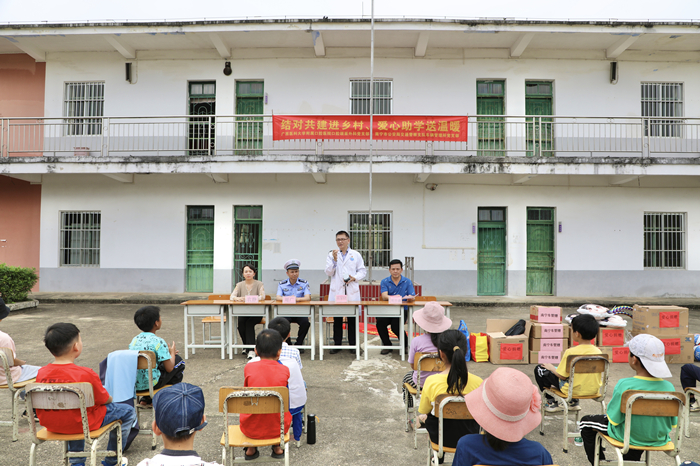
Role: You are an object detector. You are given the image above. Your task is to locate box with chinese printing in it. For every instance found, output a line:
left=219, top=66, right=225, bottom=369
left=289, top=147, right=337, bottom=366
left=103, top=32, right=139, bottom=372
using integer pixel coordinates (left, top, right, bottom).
left=597, top=327, right=625, bottom=347
left=569, top=326, right=596, bottom=346
left=530, top=305, right=563, bottom=323
left=598, top=346, right=629, bottom=363
left=659, top=334, right=694, bottom=364
left=530, top=323, right=569, bottom=339
left=529, top=337, right=569, bottom=353
left=632, top=305, right=688, bottom=337
left=486, top=319, right=531, bottom=365
left=530, top=350, right=566, bottom=365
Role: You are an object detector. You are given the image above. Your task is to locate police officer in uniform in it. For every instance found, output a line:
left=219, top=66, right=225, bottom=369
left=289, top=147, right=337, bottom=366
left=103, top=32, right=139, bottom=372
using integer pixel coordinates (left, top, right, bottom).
left=276, top=259, right=311, bottom=353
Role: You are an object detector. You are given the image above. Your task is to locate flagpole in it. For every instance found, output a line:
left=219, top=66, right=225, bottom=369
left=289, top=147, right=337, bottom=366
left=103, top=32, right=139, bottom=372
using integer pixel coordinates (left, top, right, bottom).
left=368, top=0, right=375, bottom=283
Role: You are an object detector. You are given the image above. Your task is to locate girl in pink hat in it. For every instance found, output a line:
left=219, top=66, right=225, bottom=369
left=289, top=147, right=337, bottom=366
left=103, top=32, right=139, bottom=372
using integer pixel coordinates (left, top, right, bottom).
left=453, top=367, right=553, bottom=466
left=402, top=302, right=453, bottom=412
left=417, top=329, right=483, bottom=464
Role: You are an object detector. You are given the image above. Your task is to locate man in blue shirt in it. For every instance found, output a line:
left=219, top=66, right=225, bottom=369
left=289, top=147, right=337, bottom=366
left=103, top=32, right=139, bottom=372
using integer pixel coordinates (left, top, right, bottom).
left=276, top=259, right=311, bottom=353
left=378, top=259, right=415, bottom=354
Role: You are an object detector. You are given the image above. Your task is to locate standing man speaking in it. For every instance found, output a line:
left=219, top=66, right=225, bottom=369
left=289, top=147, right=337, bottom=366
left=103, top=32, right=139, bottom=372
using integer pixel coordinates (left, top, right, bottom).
left=325, top=230, right=366, bottom=354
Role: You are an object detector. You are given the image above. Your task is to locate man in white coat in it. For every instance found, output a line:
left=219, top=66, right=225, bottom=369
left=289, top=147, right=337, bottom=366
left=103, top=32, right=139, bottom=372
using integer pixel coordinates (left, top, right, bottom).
left=325, top=230, right=367, bottom=354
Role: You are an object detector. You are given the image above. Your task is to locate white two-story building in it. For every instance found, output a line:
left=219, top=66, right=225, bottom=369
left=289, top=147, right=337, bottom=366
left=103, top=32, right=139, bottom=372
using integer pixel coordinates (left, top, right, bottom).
left=1, top=17, right=699, bottom=297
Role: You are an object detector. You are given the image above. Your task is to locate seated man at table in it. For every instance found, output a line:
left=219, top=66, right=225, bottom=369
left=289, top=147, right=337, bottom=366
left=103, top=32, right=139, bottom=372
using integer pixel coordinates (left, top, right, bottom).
left=378, top=259, right=415, bottom=355
left=276, top=259, right=311, bottom=354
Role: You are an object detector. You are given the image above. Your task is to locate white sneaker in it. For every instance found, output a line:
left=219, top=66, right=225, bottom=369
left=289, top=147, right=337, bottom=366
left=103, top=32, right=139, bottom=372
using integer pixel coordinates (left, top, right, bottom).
left=122, top=458, right=129, bottom=466
left=246, top=351, right=254, bottom=360
left=691, top=400, right=700, bottom=412
left=544, top=400, right=563, bottom=413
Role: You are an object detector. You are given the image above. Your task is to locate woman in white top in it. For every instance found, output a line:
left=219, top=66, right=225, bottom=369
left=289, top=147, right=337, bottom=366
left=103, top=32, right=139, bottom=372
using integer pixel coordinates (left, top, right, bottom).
left=230, top=264, right=265, bottom=358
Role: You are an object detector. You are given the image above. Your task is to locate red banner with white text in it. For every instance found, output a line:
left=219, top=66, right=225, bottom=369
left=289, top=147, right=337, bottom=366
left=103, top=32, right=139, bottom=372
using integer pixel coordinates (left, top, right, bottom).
left=273, top=115, right=467, bottom=142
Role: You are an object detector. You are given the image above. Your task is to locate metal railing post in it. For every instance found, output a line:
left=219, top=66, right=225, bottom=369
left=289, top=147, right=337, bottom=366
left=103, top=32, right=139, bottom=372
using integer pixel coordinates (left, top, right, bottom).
left=0, top=119, right=5, bottom=158
left=101, top=117, right=108, bottom=157
left=643, top=118, right=650, bottom=158
left=537, top=116, right=542, bottom=157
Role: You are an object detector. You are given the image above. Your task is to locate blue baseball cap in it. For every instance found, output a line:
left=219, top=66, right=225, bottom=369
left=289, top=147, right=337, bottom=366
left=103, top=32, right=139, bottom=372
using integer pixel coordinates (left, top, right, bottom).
left=153, top=383, right=207, bottom=437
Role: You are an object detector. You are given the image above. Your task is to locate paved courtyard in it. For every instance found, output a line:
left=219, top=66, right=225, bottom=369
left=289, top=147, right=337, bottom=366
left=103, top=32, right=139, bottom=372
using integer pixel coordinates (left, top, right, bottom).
left=1, top=302, right=699, bottom=465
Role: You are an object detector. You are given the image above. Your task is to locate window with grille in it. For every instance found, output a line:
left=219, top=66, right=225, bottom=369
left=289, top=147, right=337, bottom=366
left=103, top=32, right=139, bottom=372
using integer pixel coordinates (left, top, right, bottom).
left=641, top=83, right=683, bottom=137
left=348, top=212, right=392, bottom=267
left=60, top=211, right=101, bottom=267
left=644, top=213, right=685, bottom=269
left=350, top=79, right=392, bottom=114
left=64, top=82, right=104, bottom=135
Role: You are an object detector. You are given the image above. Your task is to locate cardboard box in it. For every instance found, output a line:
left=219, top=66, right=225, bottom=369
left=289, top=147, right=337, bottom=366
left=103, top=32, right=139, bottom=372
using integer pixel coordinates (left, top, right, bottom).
left=529, top=337, right=569, bottom=353
left=486, top=319, right=531, bottom=365
left=632, top=305, right=689, bottom=337
left=530, top=350, right=565, bottom=365
left=597, top=327, right=625, bottom=347
left=598, top=346, right=629, bottom=363
left=530, top=323, right=569, bottom=339
left=530, top=305, right=563, bottom=323
left=660, top=334, right=694, bottom=364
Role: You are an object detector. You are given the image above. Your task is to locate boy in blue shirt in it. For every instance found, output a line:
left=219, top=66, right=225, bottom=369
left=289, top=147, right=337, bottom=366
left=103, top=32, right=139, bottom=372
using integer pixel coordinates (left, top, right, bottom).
left=378, top=259, right=415, bottom=354
left=129, top=306, right=185, bottom=405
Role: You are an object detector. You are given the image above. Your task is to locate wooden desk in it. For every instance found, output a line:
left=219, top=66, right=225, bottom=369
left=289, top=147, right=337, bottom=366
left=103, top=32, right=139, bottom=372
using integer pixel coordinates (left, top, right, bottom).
left=314, top=301, right=361, bottom=361
left=407, top=301, right=453, bottom=346
left=362, top=301, right=408, bottom=361
left=181, top=300, right=229, bottom=360
left=272, top=301, right=316, bottom=361
left=227, top=300, right=273, bottom=359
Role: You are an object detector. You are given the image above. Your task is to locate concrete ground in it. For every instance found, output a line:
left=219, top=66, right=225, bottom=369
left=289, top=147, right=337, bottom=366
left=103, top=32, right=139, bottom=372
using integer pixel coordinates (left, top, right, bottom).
left=1, top=301, right=699, bottom=466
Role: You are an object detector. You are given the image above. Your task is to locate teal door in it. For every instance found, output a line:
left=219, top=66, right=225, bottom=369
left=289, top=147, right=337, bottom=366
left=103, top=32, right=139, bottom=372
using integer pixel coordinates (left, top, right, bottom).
left=186, top=206, right=214, bottom=292
left=233, top=206, right=263, bottom=285
left=477, top=208, right=506, bottom=296
left=526, top=81, right=553, bottom=157
left=477, top=80, right=505, bottom=156
left=235, top=81, right=264, bottom=155
left=188, top=82, right=216, bottom=156
left=526, top=207, right=555, bottom=295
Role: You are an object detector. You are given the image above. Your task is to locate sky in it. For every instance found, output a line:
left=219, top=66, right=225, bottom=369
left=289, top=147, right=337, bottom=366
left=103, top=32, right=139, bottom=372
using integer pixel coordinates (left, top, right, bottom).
left=1, top=0, right=699, bottom=23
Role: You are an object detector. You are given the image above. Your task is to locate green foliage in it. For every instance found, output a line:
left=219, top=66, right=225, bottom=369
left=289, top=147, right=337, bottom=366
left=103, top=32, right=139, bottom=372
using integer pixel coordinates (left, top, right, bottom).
left=0, top=263, right=39, bottom=303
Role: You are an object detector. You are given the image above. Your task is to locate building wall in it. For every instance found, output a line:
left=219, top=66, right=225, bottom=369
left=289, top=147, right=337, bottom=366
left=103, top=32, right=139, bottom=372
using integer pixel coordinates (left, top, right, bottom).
left=0, top=54, right=45, bottom=290
left=38, top=173, right=700, bottom=297
left=0, top=54, right=46, bottom=118
left=0, top=175, right=42, bottom=288
left=43, top=52, right=699, bottom=118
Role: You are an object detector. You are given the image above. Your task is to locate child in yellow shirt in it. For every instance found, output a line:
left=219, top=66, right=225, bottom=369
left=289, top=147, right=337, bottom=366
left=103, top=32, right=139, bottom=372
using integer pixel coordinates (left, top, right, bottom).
left=534, top=314, right=601, bottom=412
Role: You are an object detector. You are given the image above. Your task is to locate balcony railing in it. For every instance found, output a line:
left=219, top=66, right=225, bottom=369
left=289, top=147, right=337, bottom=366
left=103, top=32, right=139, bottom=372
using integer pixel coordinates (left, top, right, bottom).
left=1, top=115, right=699, bottom=159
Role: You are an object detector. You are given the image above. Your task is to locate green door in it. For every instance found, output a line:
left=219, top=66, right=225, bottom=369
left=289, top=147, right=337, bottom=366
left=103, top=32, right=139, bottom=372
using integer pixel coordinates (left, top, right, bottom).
left=477, top=208, right=506, bottom=296
left=526, top=207, right=555, bottom=295
left=233, top=206, right=263, bottom=285
left=186, top=206, right=214, bottom=292
left=188, top=82, right=216, bottom=156
left=526, top=81, right=553, bottom=157
left=477, top=81, right=505, bottom=156
left=235, top=82, right=264, bottom=155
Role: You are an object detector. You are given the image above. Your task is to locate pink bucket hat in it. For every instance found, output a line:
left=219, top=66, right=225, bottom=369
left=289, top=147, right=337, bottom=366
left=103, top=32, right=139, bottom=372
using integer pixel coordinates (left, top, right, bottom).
left=464, top=367, right=542, bottom=442
left=412, top=302, right=452, bottom=334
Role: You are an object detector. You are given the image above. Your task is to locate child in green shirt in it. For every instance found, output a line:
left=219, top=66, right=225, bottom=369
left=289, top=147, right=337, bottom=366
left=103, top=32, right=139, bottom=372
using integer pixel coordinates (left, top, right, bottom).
left=578, top=334, right=676, bottom=465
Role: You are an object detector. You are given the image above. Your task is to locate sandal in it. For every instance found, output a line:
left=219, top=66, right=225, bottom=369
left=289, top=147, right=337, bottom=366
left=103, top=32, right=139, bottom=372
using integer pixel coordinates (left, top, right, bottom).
left=271, top=448, right=285, bottom=459
left=139, top=396, right=152, bottom=407
left=244, top=448, right=259, bottom=460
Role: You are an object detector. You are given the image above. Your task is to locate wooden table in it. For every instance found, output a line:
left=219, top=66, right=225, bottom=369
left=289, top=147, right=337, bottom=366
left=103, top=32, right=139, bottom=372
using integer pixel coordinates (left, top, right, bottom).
left=181, top=300, right=229, bottom=360
left=362, top=301, right=408, bottom=361
left=272, top=301, right=316, bottom=361
left=315, top=301, right=362, bottom=361
left=227, top=300, right=273, bottom=359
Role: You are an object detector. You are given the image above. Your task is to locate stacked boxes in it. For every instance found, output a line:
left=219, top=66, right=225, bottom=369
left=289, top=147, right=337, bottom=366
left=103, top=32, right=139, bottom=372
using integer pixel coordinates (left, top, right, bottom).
left=528, top=306, right=568, bottom=364
left=486, top=319, right=531, bottom=365
left=630, top=305, right=693, bottom=364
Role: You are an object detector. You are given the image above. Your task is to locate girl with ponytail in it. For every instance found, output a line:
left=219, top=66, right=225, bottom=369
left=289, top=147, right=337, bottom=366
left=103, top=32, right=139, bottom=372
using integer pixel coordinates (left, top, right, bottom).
left=417, top=329, right=482, bottom=462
